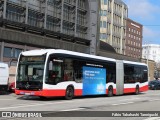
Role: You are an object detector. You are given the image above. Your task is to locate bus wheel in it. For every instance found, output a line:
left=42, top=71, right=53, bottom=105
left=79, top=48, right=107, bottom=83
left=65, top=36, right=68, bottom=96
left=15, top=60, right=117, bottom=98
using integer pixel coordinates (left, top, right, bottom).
left=108, top=86, right=113, bottom=97
left=65, top=86, right=74, bottom=100
left=135, top=85, right=139, bottom=95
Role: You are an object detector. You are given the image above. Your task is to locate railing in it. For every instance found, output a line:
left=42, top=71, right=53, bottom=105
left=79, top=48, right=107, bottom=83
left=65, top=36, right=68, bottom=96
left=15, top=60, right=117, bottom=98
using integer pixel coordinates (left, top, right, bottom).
left=46, top=21, right=60, bottom=32
left=28, top=16, right=41, bottom=27
left=6, top=10, right=22, bottom=22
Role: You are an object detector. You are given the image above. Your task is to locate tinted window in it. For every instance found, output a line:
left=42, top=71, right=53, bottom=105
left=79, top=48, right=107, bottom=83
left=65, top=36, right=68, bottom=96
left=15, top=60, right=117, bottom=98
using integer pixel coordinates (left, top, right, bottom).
left=45, top=54, right=116, bottom=84
left=124, top=64, right=148, bottom=83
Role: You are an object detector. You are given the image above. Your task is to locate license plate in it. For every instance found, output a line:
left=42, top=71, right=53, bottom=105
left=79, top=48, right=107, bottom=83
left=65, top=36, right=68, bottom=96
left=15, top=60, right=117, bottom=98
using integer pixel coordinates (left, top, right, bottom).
left=20, top=92, right=25, bottom=95
left=25, top=93, right=31, bottom=95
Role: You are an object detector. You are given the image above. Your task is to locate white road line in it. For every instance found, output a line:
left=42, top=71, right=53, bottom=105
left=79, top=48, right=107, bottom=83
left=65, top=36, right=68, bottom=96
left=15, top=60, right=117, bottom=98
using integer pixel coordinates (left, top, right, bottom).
left=144, top=117, right=160, bottom=120
left=0, top=99, right=15, bottom=101
left=10, top=103, right=39, bottom=107
left=119, top=98, right=140, bottom=101
left=60, top=108, right=85, bottom=111
left=112, top=102, right=134, bottom=106
left=0, top=101, right=73, bottom=110
left=148, top=99, right=160, bottom=102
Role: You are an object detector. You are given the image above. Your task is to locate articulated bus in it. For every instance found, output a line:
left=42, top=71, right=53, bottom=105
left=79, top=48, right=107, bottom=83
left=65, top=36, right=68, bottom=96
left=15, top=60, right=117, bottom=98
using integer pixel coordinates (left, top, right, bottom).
left=15, top=49, right=148, bottom=99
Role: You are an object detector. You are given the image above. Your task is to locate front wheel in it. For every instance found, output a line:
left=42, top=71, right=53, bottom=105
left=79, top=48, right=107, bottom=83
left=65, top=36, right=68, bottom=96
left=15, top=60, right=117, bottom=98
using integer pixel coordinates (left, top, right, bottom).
left=65, top=86, right=74, bottom=100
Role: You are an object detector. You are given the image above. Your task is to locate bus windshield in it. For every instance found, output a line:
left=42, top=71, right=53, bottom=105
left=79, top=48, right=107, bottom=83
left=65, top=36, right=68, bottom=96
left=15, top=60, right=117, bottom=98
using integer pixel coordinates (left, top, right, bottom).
left=17, top=55, right=45, bottom=82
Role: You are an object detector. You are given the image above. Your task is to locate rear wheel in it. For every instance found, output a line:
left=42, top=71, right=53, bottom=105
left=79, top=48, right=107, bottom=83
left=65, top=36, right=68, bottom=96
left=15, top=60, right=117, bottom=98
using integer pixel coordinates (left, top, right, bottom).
left=135, top=85, right=139, bottom=95
left=65, top=86, right=74, bottom=100
left=108, top=86, right=113, bottom=97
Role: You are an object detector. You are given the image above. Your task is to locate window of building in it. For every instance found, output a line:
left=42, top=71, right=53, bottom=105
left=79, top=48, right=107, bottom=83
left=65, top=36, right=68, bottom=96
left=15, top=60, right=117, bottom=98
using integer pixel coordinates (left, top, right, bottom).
left=15, top=48, right=22, bottom=58
left=101, top=0, right=104, bottom=4
left=104, top=0, right=107, bottom=5
left=100, top=10, right=103, bottom=16
left=100, top=21, right=102, bottom=27
left=6, top=6, right=22, bottom=23
left=100, top=33, right=107, bottom=39
left=103, top=21, right=107, bottom=28
left=103, top=10, right=107, bottom=16
left=4, top=47, right=13, bottom=58
left=3, top=47, right=23, bottom=58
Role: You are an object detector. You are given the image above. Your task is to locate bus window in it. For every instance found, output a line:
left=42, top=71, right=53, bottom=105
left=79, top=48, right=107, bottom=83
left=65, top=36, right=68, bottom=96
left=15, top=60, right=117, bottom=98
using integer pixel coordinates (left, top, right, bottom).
left=45, top=57, right=63, bottom=85
left=106, top=62, right=116, bottom=83
left=124, top=64, right=134, bottom=83
left=141, top=67, right=148, bottom=83
left=63, top=59, right=74, bottom=81
left=73, top=60, right=85, bottom=83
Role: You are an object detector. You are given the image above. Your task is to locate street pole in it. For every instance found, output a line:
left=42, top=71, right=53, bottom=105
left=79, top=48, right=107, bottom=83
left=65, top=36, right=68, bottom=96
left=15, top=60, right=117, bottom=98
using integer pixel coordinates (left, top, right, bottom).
left=147, top=44, right=150, bottom=81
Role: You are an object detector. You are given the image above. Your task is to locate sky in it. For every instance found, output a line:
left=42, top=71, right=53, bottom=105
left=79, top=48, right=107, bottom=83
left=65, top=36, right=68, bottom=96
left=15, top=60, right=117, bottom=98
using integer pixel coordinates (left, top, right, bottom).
left=123, top=0, right=160, bottom=44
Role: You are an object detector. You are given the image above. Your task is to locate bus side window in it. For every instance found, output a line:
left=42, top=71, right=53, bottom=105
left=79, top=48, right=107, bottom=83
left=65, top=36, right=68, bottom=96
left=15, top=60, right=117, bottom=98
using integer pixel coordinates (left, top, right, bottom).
left=63, top=59, right=74, bottom=81
left=73, top=60, right=83, bottom=83
left=45, top=57, right=63, bottom=85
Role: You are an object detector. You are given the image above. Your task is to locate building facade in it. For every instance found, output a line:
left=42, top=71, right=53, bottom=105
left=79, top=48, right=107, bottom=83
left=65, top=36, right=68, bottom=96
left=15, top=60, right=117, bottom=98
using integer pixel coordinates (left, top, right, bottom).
left=125, top=18, right=143, bottom=59
left=141, top=59, right=156, bottom=81
left=0, top=0, right=99, bottom=57
left=100, top=0, right=128, bottom=54
left=142, top=44, right=160, bottom=63
left=142, top=44, right=160, bottom=79
left=0, top=0, right=100, bottom=83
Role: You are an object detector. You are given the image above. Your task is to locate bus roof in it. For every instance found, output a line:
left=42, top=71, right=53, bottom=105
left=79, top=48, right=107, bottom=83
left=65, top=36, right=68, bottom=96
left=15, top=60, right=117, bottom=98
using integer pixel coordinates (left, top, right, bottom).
left=123, top=60, right=147, bottom=66
left=21, top=49, right=116, bottom=62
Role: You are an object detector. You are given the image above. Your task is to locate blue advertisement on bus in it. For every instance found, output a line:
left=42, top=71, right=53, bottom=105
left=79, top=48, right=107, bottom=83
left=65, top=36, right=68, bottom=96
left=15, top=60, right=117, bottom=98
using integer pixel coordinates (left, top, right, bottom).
left=82, top=66, right=106, bottom=95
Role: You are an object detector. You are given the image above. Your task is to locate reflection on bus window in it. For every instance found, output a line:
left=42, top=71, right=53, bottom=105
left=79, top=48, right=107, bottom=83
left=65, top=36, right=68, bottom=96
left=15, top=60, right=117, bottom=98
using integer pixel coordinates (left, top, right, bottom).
left=124, top=64, right=148, bottom=83
left=63, top=59, right=73, bottom=81
left=45, top=57, right=63, bottom=85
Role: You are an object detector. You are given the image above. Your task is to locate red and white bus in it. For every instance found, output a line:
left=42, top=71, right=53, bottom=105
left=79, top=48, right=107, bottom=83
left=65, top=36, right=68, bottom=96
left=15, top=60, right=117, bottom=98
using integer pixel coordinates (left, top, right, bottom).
left=15, top=49, right=148, bottom=99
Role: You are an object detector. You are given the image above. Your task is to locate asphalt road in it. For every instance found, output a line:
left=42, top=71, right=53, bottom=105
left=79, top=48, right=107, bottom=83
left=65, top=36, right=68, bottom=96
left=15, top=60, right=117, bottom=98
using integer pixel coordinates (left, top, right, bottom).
left=0, top=90, right=160, bottom=120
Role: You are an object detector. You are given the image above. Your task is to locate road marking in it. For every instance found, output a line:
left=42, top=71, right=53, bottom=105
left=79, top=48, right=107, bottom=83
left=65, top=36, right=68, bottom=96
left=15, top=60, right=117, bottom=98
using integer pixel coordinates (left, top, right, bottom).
left=0, top=99, right=15, bottom=101
left=144, top=117, right=160, bottom=120
left=112, top=102, right=134, bottom=106
left=60, top=108, right=85, bottom=111
left=148, top=99, right=160, bottom=102
left=0, top=101, right=73, bottom=110
left=119, top=98, right=140, bottom=101
left=10, top=103, right=39, bottom=107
